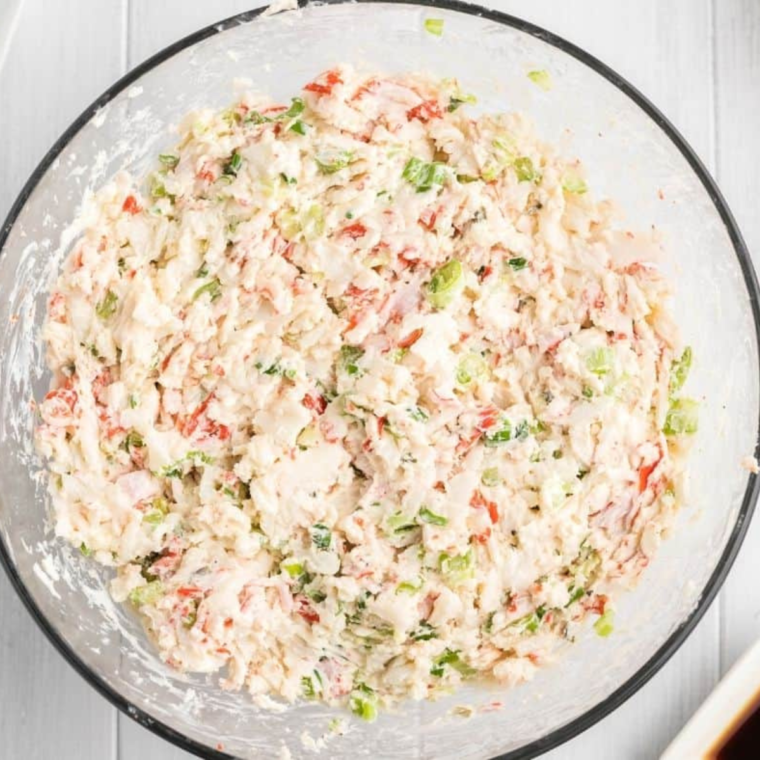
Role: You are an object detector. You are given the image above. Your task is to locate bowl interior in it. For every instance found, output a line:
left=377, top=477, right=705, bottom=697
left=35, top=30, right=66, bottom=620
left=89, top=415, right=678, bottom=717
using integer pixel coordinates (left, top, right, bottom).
left=0, top=2, right=757, bottom=758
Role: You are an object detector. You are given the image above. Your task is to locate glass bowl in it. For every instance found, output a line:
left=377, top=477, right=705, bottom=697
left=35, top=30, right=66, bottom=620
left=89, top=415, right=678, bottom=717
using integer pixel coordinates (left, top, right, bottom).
left=1, top=1, right=759, bottom=758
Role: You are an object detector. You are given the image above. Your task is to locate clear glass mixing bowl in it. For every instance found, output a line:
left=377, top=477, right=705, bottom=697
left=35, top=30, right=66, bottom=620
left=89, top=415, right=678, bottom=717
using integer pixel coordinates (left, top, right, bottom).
left=1, top=1, right=759, bottom=758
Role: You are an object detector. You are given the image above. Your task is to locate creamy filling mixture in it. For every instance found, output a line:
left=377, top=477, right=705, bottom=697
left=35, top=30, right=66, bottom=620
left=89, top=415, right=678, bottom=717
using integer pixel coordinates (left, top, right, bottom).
left=36, top=66, right=697, bottom=717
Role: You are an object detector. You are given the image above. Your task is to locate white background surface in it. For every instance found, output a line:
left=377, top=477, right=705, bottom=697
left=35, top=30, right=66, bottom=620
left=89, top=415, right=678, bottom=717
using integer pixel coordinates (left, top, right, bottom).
left=1, top=1, right=759, bottom=758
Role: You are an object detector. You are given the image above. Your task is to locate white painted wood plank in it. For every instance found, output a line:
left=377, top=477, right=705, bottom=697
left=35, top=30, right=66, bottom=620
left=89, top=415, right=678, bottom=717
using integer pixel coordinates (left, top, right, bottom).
left=127, top=0, right=261, bottom=68
left=0, top=0, right=125, bottom=755
left=714, top=0, right=760, bottom=673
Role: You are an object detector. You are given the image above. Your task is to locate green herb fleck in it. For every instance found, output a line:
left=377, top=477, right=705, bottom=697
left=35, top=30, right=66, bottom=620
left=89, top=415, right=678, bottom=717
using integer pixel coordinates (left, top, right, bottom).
left=129, top=581, right=163, bottom=607
left=586, top=347, right=614, bottom=376
left=663, top=398, right=699, bottom=436
left=311, top=523, right=332, bottom=551
left=411, top=622, right=437, bottom=641
left=418, top=506, right=448, bottom=526
left=96, top=290, right=118, bottom=320
left=193, top=278, right=222, bottom=302
left=527, top=69, right=552, bottom=91
left=424, top=18, right=444, bottom=36
left=447, top=93, right=477, bottom=112
left=594, top=609, right=614, bottom=637
left=349, top=683, right=378, bottom=722
left=339, top=345, right=365, bottom=376
left=315, top=149, right=354, bottom=174
left=427, top=259, right=464, bottom=309
left=158, top=154, right=179, bottom=170
left=484, top=419, right=512, bottom=446
left=508, top=257, right=528, bottom=271
left=387, top=512, right=418, bottom=534
left=402, top=157, right=448, bottom=193
left=669, top=346, right=692, bottom=396
left=223, top=150, right=243, bottom=177
left=396, top=577, right=424, bottom=594
left=562, top=172, right=588, bottom=195
left=431, top=649, right=476, bottom=678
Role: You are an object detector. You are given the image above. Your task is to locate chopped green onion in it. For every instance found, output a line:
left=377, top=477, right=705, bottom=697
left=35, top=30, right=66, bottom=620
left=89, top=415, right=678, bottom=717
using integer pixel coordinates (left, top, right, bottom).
left=582, top=385, right=594, bottom=399
left=310, top=523, right=332, bottom=550
left=396, top=577, right=424, bottom=594
left=525, top=605, right=546, bottom=633
left=193, top=278, right=222, bottom=302
left=282, top=560, right=305, bottom=579
left=315, top=149, right=354, bottom=174
left=508, top=257, right=528, bottom=271
left=669, top=346, right=693, bottom=396
left=456, top=353, right=488, bottom=385
left=439, top=549, right=474, bottom=584
left=447, top=93, right=477, bottom=112
left=527, top=69, right=552, bottom=91
left=122, top=430, right=144, bottom=452
left=566, top=586, right=585, bottom=606
left=349, top=684, right=378, bottom=722
left=424, top=18, right=444, bottom=36
left=196, top=264, right=209, bottom=278
left=663, top=398, right=699, bottom=436
left=481, top=468, right=501, bottom=487
left=514, top=420, right=530, bottom=441
left=301, top=204, right=324, bottom=241
left=484, top=419, right=512, bottom=446
left=411, top=622, right=437, bottom=641
left=80, top=543, right=92, bottom=557
left=223, top=150, right=243, bottom=176
left=96, top=290, right=118, bottom=320
left=289, top=120, right=307, bottom=136
left=408, top=406, right=429, bottom=422
left=280, top=173, right=297, bottom=185
left=586, top=347, right=614, bottom=376
left=419, top=506, right=448, bottom=526
left=158, top=154, right=179, bottom=170
left=158, top=450, right=213, bottom=479
left=562, top=172, right=588, bottom=195
left=282, top=97, right=305, bottom=119
left=302, top=671, right=323, bottom=699
left=514, top=157, right=539, bottom=183
left=143, top=510, right=165, bottom=526
left=594, top=609, right=614, bottom=637
left=430, top=649, right=475, bottom=678
left=427, top=259, right=464, bottom=309
left=182, top=600, right=199, bottom=629
left=129, top=581, right=163, bottom=607
left=402, top=157, right=448, bottom=193
left=339, top=345, right=365, bottom=376
left=387, top=512, right=418, bottom=534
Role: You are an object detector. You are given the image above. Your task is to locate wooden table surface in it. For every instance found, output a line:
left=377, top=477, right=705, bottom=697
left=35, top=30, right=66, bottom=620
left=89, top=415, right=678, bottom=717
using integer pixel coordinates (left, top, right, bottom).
left=1, top=1, right=759, bottom=757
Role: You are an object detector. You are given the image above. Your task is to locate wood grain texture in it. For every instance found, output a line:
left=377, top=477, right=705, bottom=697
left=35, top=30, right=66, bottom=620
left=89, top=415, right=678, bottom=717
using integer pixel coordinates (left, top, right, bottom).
left=1, top=0, right=757, bottom=758
left=0, top=0, right=125, bottom=756
left=714, top=0, right=760, bottom=674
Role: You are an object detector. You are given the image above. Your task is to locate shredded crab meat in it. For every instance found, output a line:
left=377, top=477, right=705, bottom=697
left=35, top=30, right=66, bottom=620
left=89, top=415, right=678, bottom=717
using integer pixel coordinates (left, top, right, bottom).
left=36, top=66, right=698, bottom=717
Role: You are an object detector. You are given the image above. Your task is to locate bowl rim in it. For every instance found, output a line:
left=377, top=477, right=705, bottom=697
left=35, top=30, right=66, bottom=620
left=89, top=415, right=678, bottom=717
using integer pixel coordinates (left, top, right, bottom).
left=1, top=1, right=759, bottom=758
